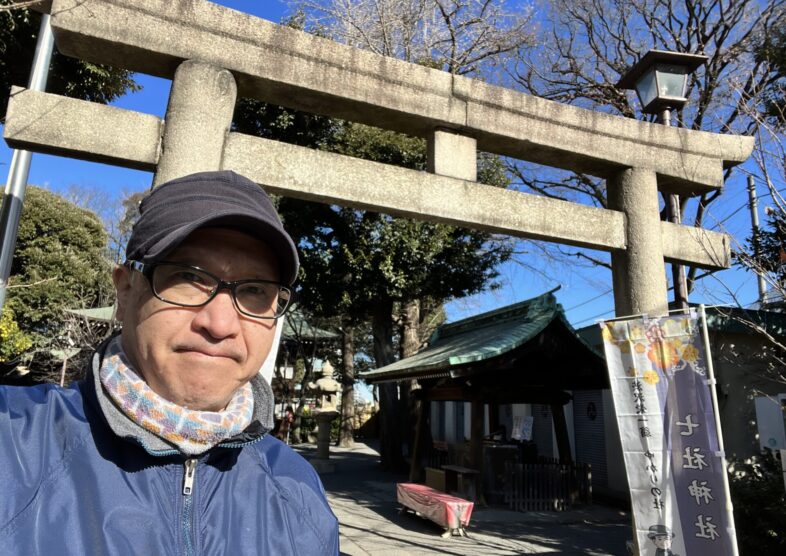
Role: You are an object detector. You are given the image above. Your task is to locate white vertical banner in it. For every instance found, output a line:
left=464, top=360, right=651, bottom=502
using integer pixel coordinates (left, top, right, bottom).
left=600, top=312, right=737, bottom=556
left=258, top=318, right=284, bottom=384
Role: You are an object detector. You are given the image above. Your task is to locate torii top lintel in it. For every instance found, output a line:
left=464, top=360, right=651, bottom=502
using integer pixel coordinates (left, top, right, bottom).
left=42, top=0, right=751, bottom=193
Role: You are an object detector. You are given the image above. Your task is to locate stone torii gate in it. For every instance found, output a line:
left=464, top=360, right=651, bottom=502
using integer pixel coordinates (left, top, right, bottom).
left=5, top=0, right=753, bottom=319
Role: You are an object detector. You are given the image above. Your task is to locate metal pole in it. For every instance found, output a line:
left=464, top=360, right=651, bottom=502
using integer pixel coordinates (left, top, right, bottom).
left=657, top=108, right=671, bottom=126
left=0, top=14, right=55, bottom=317
left=669, top=194, right=689, bottom=308
left=657, top=108, right=689, bottom=311
left=747, top=175, right=767, bottom=303
left=699, top=305, right=739, bottom=556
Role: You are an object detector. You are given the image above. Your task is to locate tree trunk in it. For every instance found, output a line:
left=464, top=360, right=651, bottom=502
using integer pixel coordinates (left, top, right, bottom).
left=400, top=299, right=421, bottom=358
left=338, top=322, right=355, bottom=448
left=373, top=301, right=406, bottom=472
left=291, top=340, right=318, bottom=443
left=399, top=299, right=421, bottom=459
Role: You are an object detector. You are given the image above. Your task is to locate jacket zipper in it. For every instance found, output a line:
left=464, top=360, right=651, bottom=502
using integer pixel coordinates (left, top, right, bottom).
left=182, top=458, right=198, bottom=555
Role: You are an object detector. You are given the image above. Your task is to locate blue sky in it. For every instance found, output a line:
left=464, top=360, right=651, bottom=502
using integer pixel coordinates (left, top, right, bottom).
left=0, top=0, right=765, bottom=329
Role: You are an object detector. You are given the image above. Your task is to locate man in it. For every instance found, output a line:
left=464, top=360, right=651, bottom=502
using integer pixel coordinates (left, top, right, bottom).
left=647, top=524, right=680, bottom=556
left=0, top=171, right=339, bottom=555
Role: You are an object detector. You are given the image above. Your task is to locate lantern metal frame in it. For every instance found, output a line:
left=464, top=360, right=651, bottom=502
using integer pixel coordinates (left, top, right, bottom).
left=616, top=50, right=708, bottom=115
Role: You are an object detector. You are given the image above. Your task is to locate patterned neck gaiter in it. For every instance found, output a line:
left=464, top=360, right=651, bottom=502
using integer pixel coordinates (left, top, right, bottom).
left=99, top=336, right=254, bottom=455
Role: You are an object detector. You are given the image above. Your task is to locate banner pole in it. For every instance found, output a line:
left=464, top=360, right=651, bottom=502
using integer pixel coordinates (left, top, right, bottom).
left=698, top=304, right=739, bottom=556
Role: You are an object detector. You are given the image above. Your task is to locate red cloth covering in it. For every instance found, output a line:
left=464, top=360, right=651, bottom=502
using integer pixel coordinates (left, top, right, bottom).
left=397, top=483, right=474, bottom=530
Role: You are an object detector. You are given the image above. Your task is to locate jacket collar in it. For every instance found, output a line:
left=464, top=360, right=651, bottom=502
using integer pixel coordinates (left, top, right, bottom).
left=85, top=335, right=274, bottom=456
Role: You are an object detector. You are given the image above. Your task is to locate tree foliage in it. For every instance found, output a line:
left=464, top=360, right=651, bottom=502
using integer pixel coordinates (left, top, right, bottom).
left=271, top=0, right=521, bottom=468
left=0, top=3, right=138, bottom=118
left=0, top=307, right=31, bottom=363
left=728, top=453, right=786, bottom=554
left=3, top=187, right=114, bottom=383
left=287, top=123, right=511, bottom=324
left=755, top=23, right=786, bottom=126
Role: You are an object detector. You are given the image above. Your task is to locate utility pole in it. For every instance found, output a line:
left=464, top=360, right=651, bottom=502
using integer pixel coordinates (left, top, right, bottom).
left=747, top=175, right=767, bottom=303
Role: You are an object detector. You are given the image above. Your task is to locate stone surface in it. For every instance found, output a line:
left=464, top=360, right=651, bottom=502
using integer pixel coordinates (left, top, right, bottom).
left=308, top=361, right=341, bottom=414
left=154, top=60, right=236, bottom=186
left=224, top=132, right=729, bottom=269
left=48, top=0, right=753, bottom=192
left=299, top=441, right=632, bottom=555
left=224, top=132, right=626, bottom=252
left=314, top=412, right=338, bottom=461
left=428, top=129, right=477, bottom=181
left=4, top=87, right=161, bottom=171
left=3, top=91, right=732, bottom=270
left=660, top=221, right=729, bottom=268
left=309, top=458, right=336, bottom=475
left=609, top=168, right=669, bottom=317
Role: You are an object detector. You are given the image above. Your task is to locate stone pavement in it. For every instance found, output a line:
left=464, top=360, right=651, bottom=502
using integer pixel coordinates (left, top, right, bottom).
left=294, top=442, right=632, bottom=555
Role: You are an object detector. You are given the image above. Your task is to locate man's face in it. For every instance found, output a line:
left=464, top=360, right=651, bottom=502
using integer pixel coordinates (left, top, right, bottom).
left=653, top=535, right=672, bottom=549
left=113, top=228, right=280, bottom=411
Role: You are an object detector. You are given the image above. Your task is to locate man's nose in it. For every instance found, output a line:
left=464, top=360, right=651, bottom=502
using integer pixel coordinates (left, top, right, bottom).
left=191, top=289, right=241, bottom=339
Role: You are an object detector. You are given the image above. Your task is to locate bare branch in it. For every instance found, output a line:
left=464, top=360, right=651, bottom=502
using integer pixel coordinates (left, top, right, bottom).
left=6, top=277, right=56, bottom=289
left=0, top=0, right=48, bottom=11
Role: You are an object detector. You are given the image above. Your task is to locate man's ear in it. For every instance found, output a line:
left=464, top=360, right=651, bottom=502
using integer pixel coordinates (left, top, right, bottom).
left=112, top=265, right=132, bottom=321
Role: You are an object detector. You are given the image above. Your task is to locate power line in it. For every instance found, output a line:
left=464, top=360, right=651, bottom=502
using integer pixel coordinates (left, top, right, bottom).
left=565, top=288, right=613, bottom=312
left=573, top=307, right=616, bottom=327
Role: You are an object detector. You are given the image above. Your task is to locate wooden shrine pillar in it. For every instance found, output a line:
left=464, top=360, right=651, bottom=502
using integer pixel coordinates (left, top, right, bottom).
left=550, top=403, right=573, bottom=464
left=408, top=398, right=430, bottom=482
left=469, top=399, right=484, bottom=470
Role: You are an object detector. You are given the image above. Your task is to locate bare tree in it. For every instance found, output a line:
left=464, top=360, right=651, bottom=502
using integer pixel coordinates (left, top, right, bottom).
left=292, top=0, right=535, bottom=78
left=62, top=185, right=145, bottom=264
left=510, top=0, right=785, bottom=287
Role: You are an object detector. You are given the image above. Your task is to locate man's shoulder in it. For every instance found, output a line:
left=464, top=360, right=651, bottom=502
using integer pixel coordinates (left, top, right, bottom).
left=0, top=382, right=91, bottom=443
left=251, top=435, right=324, bottom=485
left=244, top=435, right=339, bottom=552
left=0, top=382, right=86, bottom=411
left=246, top=435, right=335, bottom=517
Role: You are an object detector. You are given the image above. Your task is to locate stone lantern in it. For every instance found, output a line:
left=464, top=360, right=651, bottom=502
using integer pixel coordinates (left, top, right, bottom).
left=307, top=361, right=341, bottom=472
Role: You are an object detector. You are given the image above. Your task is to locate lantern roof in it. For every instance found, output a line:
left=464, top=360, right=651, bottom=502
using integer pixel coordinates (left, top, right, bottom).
left=616, top=50, right=708, bottom=90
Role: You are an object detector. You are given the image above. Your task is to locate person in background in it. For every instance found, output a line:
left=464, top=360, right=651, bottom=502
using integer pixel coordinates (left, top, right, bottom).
left=277, top=404, right=296, bottom=444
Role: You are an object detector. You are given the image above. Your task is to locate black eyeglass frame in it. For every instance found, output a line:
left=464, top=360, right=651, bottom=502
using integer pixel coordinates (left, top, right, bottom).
left=125, top=260, right=292, bottom=320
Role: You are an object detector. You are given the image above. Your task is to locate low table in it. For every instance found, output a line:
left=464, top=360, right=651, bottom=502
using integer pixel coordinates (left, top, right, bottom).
left=396, top=482, right=474, bottom=537
left=442, top=464, right=480, bottom=502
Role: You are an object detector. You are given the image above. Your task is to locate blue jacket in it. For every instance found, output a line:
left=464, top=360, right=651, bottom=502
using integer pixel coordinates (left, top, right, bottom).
left=0, top=348, right=339, bottom=555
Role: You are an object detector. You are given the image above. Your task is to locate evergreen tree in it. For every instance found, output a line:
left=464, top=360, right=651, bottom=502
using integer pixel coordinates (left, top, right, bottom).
left=2, top=187, right=113, bottom=384
left=0, top=3, right=138, bottom=117
left=755, top=23, right=786, bottom=125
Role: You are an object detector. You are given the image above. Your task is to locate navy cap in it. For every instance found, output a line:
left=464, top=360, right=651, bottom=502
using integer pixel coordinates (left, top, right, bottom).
left=126, top=171, right=299, bottom=285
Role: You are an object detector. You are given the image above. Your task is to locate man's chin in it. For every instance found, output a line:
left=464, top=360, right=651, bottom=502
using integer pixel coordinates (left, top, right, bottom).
left=177, top=392, right=233, bottom=412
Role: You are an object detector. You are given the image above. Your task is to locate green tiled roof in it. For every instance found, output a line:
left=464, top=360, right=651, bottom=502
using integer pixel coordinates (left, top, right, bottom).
left=282, top=309, right=340, bottom=341
left=362, top=288, right=599, bottom=383
left=703, top=305, right=786, bottom=336
left=67, top=307, right=115, bottom=322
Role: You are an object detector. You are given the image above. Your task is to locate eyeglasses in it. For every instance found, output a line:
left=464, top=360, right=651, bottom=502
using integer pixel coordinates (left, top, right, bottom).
left=125, top=260, right=292, bottom=320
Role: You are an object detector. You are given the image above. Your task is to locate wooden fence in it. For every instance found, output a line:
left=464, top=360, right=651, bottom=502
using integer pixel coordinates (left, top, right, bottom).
left=503, top=461, right=592, bottom=512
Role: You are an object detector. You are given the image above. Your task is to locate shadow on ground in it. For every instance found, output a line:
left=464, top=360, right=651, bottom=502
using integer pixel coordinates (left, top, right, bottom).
left=294, top=442, right=631, bottom=555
